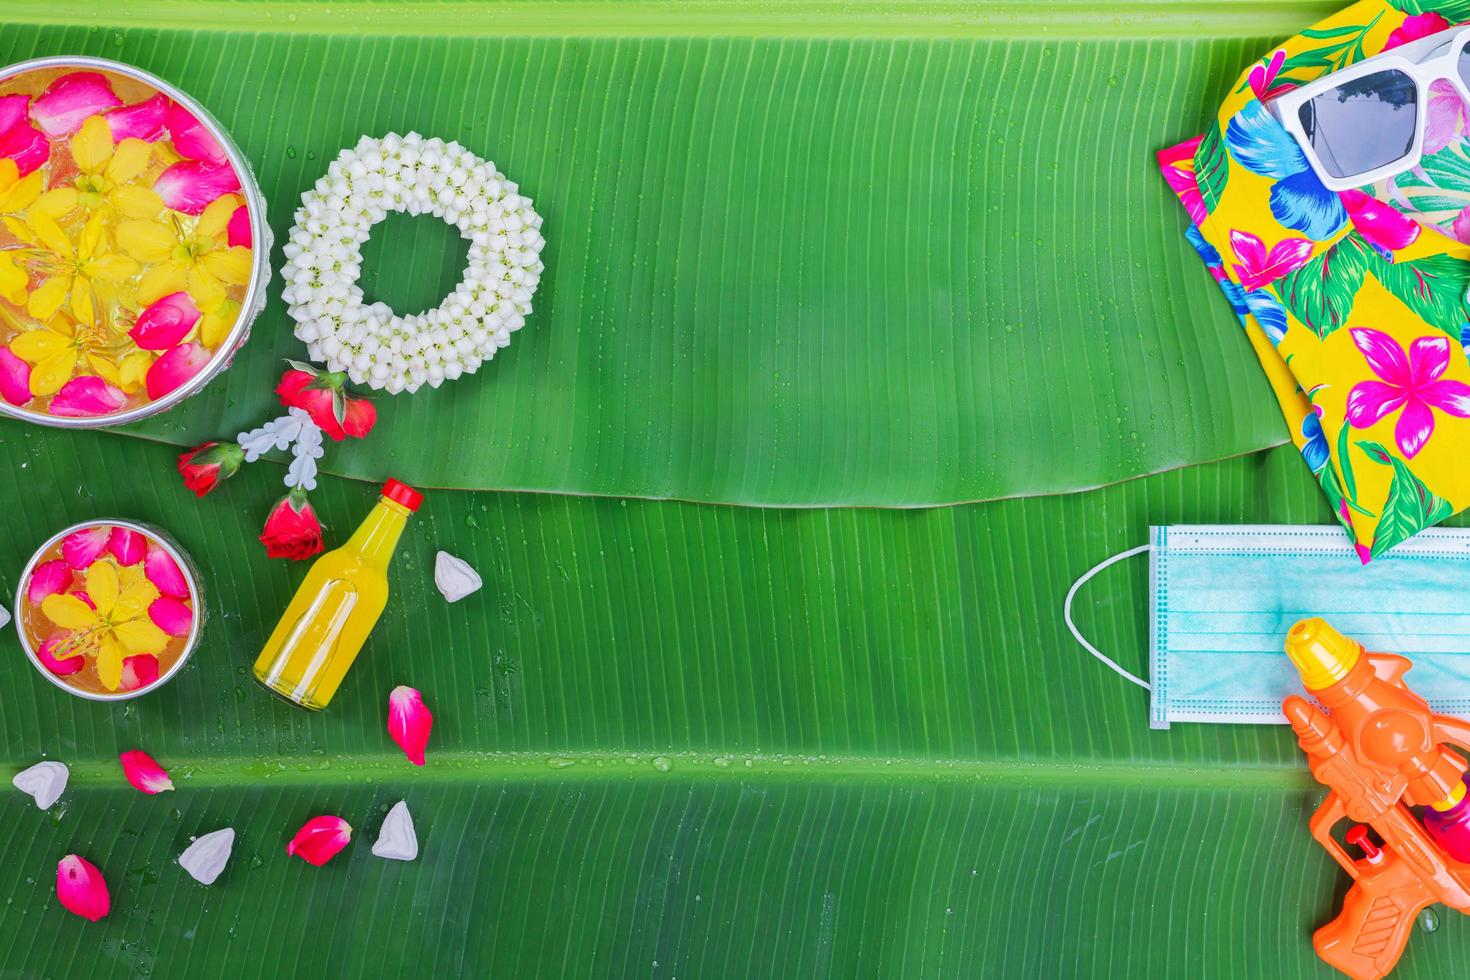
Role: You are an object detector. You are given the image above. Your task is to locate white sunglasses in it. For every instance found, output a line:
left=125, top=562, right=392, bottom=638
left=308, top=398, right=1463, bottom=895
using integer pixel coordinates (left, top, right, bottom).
left=1269, top=25, right=1470, bottom=191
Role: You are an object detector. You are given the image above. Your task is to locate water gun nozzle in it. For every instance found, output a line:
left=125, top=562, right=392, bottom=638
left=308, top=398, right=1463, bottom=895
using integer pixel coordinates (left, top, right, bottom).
left=1286, top=617, right=1362, bottom=691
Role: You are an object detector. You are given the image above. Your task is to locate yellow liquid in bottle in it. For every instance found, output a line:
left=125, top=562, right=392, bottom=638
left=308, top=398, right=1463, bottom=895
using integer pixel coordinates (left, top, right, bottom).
left=253, top=494, right=413, bottom=710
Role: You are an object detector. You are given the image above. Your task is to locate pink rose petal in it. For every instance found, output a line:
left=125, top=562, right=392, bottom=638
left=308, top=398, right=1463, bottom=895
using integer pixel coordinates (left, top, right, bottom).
left=0, top=120, right=48, bottom=176
left=30, top=72, right=122, bottom=138
left=287, top=815, right=353, bottom=866
left=154, top=160, right=239, bottom=215
left=145, top=543, right=189, bottom=598
left=61, top=526, right=111, bottom=569
left=164, top=101, right=227, bottom=165
left=119, top=654, right=159, bottom=691
left=0, top=94, right=27, bottom=135
left=56, top=855, right=109, bottom=921
left=37, top=632, right=85, bottom=676
left=145, top=342, right=210, bottom=400
left=50, top=376, right=126, bottom=417
left=147, top=596, right=192, bottom=637
left=387, top=686, right=433, bottom=765
left=107, top=526, right=146, bottom=566
left=0, top=349, right=32, bottom=406
left=105, top=93, right=167, bottom=142
left=130, top=291, right=201, bottom=350
left=227, top=205, right=252, bottom=249
left=119, top=749, right=174, bottom=794
left=27, top=559, right=71, bottom=605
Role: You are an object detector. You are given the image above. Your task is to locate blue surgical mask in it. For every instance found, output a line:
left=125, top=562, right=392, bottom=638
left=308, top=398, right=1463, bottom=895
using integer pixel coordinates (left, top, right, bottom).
left=1065, top=525, right=1470, bottom=729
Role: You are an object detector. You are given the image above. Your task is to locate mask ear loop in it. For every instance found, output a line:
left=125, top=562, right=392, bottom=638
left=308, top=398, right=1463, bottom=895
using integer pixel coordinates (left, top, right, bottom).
left=1063, top=544, right=1152, bottom=691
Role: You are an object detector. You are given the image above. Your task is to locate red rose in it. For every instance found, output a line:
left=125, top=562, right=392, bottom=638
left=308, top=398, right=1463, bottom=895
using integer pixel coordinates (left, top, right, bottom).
left=177, top=442, right=244, bottom=497
left=275, top=366, right=377, bottom=441
left=260, top=490, right=325, bottom=561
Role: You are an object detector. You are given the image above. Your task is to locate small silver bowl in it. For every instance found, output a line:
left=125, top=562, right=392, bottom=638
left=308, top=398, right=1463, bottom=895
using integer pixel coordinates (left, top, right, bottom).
left=13, top=519, right=205, bottom=701
left=0, top=55, right=271, bottom=428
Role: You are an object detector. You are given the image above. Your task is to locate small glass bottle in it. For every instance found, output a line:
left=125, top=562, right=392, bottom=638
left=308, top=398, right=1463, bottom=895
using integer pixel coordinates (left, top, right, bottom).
left=1424, top=775, right=1470, bottom=862
left=253, top=479, right=422, bottom=710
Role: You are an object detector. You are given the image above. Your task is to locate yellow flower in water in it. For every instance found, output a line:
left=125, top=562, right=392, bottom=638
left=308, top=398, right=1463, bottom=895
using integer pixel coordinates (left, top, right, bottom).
left=118, top=195, right=251, bottom=311
left=41, top=559, right=165, bottom=691
left=33, top=116, right=164, bottom=223
left=0, top=250, right=25, bottom=305
left=2, top=210, right=139, bottom=325
left=7, top=312, right=148, bottom=395
left=0, top=157, right=43, bottom=216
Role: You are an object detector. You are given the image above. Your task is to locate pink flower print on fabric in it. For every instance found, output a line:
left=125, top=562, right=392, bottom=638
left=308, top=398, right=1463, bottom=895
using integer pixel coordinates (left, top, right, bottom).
left=1384, top=12, right=1451, bottom=51
left=1345, top=329, right=1470, bottom=458
left=1248, top=49, right=1294, bottom=102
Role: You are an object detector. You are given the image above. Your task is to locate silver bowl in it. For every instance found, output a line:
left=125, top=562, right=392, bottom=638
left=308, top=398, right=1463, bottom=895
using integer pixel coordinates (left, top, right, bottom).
left=0, top=55, right=271, bottom=428
left=13, top=519, right=205, bottom=701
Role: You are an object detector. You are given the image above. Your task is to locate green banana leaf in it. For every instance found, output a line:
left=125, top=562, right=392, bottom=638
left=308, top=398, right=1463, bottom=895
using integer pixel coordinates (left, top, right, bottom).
left=0, top=3, right=1460, bottom=978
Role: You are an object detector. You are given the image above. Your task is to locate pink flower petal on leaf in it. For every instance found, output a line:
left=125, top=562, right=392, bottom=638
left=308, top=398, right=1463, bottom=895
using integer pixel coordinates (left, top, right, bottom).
left=0, top=349, right=32, bottom=406
left=130, top=291, right=201, bottom=350
left=56, top=855, right=109, bottom=921
left=1350, top=328, right=1413, bottom=386
left=105, top=93, right=167, bottom=142
left=119, top=655, right=159, bottom=691
left=50, top=376, right=126, bottom=417
left=1342, top=189, right=1421, bottom=252
left=0, top=121, right=48, bottom=176
left=145, top=542, right=189, bottom=598
left=387, top=686, right=433, bottom=766
left=154, top=160, right=238, bottom=215
left=164, top=102, right=226, bottom=165
left=37, top=632, right=85, bottom=676
left=148, top=596, right=192, bottom=637
left=119, top=750, right=174, bottom=794
left=1346, top=380, right=1409, bottom=428
left=108, top=526, right=146, bottom=566
left=0, top=94, right=27, bottom=135
left=1396, top=397, right=1437, bottom=458
left=30, top=72, right=121, bottom=138
left=287, top=815, right=352, bottom=866
left=227, top=205, right=252, bottom=249
left=27, top=559, right=71, bottom=605
left=61, top=526, right=111, bottom=569
left=145, top=342, right=210, bottom=400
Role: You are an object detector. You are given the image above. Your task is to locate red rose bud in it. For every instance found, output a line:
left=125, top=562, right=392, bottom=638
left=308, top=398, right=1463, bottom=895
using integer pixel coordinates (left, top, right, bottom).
left=260, top=489, right=325, bottom=561
left=275, top=364, right=377, bottom=441
left=177, top=441, right=244, bottom=497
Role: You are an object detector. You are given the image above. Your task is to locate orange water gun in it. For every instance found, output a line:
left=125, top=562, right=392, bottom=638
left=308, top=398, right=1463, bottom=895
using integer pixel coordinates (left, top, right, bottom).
left=1283, top=618, right=1470, bottom=979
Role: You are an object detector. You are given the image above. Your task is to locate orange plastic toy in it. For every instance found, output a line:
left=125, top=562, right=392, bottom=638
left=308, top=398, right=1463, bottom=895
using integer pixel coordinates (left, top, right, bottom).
left=1283, top=618, right=1470, bottom=979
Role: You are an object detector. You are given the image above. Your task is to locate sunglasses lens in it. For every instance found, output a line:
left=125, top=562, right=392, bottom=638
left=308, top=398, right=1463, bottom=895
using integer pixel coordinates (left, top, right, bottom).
left=1298, top=68, right=1418, bottom=180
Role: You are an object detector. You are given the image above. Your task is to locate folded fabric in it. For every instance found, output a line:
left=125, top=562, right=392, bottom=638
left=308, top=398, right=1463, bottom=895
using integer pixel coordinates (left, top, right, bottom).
left=1159, top=0, right=1470, bottom=561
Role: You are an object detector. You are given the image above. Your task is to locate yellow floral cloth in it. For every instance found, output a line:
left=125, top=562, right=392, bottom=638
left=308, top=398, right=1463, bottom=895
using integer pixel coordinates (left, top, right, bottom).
left=1160, top=0, right=1470, bottom=560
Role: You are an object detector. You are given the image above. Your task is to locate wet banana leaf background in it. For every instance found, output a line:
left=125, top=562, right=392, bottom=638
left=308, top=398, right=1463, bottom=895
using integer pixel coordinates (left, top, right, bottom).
left=0, top=1, right=1459, bottom=977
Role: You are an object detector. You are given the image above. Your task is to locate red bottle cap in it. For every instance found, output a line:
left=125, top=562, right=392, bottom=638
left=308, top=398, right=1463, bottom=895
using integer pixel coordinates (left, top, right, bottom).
left=381, top=479, right=423, bottom=512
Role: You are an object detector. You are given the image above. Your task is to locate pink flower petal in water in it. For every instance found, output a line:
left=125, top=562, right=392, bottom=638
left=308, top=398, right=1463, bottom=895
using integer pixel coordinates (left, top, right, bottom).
left=108, top=526, right=147, bottom=566
left=119, top=655, right=159, bottom=691
left=145, top=542, right=189, bottom=598
left=164, top=101, right=227, bottom=165
left=287, top=816, right=353, bottom=866
left=119, top=750, right=174, bottom=794
left=387, top=686, right=433, bottom=766
left=0, top=94, right=27, bottom=135
left=227, top=205, right=252, bottom=249
left=105, top=93, right=167, bottom=142
left=0, top=349, right=32, bottom=406
left=0, top=120, right=48, bottom=176
left=37, top=632, right=85, bottom=676
left=1342, top=189, right=1421, bottom=253
left=145, top=342, right=210, bottom=400
left=30, top=72, right=121, bottom=138
left=61, top=526, right=112, bottom=569
left=72, top=589, right=94, bottom=609
left=27, top=559, right=71, bottom=605
left=50, top=376, right=126, bottom=417
left=56, top=855, right=110, bottom=921
left=154, top=160, right=238, bottom=215
left=130, top=291, right=201, bottom=350
left=148, top=596, right=192, bottom=637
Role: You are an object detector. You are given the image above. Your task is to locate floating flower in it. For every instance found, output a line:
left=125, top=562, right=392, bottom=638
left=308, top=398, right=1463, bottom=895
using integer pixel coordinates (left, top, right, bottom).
left=49, top=375, right=127, bottom=417
left=144, top=341, right=210, bottom=401
left=177, top=441, right=244, bottom=496
left=30, top=72, right=121, bottom=138
left=286, top=815, right=352, bottom=866
left=227, top=205, right=251, bottom=248
left=4, top=210, right=139, bottom=326
left=108, top=526, right=146, bottom=565
left=387, top=686, right=433, bottom=765
left=164, top=102, right=227, bottom=166
left=0, top=95, right=27, bottom=141
left=154, top=160, right=239, bottom=215
left=62, top=526, right=111, bottom=569
left=119, top=654, right=159, bottom=691
left=275, top=365, right=377, bottom=441
left=130, top=291, right=201, bottom=350
left=1346, top=329, right=1470, bottom=458
left=0, top=94, right=49, bottom=176
left=105, top=93, right=168, bottom=143
left=7, top=313, right=141, bottom=397
left=36, top=116, right=164, bottom=224
left=0, top=155, right=43, bottom=215
left=118, top=195, right=251, bottom=310
left=259, top=489, right=324, bottom=560
left=41, top=558, right=166, bottom=690
left=119, top=749, right=173, bottom=794
left=36, top=632, right=85, bottom=676
left=56, top=855, right=110, bottom=921
left=148, top=596, right=192, bottom=637
left=27, top=559, right=71, bottom=604
left=144, top=542, right=189, bottom=598
left=0, top=348, right=29, bottom=405
left=1228, top=229, right=1314, bottom=292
